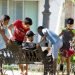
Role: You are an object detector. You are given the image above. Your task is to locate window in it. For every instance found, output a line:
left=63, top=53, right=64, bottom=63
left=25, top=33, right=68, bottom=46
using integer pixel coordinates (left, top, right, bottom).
left=2, top=0, right=7, bottom=15
left=16, top=1, right=23, bottom=20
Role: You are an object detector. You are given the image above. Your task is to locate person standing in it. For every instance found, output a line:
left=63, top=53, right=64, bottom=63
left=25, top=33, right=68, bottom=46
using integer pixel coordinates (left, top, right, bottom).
left=37, top=26, right=63, bottom=75
left=0, top=15, right=10, bottom=75
left=0, top=15, right=10, bottom=49
left=8, top=17, right=33, bottom=75
left=59, top=18, right=75, bottom=75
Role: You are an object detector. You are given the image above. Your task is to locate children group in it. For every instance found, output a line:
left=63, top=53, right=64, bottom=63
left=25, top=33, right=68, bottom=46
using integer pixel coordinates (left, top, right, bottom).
left=0, top=15, right=75, bottom=75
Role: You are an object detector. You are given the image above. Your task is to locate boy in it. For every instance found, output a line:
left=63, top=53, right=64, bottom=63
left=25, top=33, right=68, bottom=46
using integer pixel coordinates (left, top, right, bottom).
left=8, top=17, right=32, bottom=75
left=37, top=26, right=63, bottom=75
left=59, top=18, right=75, bottom=75
left=8, top=17, right=32, bottom=44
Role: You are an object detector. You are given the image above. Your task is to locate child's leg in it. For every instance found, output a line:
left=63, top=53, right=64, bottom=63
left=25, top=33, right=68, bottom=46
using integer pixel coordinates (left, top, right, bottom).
left=19, top=64, right=28, bottom=75
left=60, top=55, right=65, bottom=71
left=19, top=64, right=24, bottom=74
left=24, top=64, right=28, bottom=75
left=66, top=57, right=70, bottom=75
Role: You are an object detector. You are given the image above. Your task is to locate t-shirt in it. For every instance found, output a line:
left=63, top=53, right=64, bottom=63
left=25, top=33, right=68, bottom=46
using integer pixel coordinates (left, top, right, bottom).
left=22, top=42, right=36, bottom=50
left=62, top=29, right=74, bottom=43
left=42, top=28, right=60, bottom=44
left=12, top=20, right=30, bottom=42
left=61, top=29, right=74, bottom=50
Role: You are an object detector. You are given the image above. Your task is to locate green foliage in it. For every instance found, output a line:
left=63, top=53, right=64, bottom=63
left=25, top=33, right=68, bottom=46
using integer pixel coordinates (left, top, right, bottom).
left=71, top=55, right=75, bottom=63
left=3, top=65, right=18, bottom=70
left=71, top=0, right=75, bottom=3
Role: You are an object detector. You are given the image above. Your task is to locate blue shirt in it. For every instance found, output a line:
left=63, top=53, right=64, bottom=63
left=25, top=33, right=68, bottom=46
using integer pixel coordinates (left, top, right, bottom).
left=42, top=28, right=60, bottom=44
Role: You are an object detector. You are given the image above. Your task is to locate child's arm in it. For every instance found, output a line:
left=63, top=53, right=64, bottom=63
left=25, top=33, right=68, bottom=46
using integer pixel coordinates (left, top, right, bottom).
left=38, top=32, right=47, bottom=45
left=59, top=29, right=64, bottom=37
left=59, top=31, right=63, bottom=37
left=8, top=24, right=14, bottom=38
left=40, top=36, right=46, bottom=43
left=46, top=47, right=50, bottom=52
left=43, top=47, right=51, bottom=56
left=8, top=24, right=14, bottom=30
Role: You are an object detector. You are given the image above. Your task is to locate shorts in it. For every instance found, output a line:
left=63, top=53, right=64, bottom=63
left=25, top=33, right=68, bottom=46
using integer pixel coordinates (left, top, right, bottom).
left=14, top=40, right=22, bottom=45
left=60, top=49, right=74, bottom=57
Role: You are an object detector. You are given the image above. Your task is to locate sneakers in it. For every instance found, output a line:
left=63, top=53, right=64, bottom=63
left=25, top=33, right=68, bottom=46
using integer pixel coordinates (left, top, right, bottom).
left=60, top=64, right=63, bottom=71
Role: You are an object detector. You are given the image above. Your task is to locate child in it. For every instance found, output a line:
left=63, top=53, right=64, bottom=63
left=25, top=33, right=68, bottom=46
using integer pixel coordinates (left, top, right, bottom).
left=59, top=18, right=75, bottom=75
left=8, top=17, right=33, bottom=75
left=22, top=30, right=36, bottom=75
left=22, top=30, right=40, bottom=75
left=22, top=30, right=37, bottom=49
left=37, top=26, right=63, bottom=75
left=23, top=30, right=50, bottom=75
left=0, top=15, right=10, bottom=75
left=0, top=15, right=10, bottom=49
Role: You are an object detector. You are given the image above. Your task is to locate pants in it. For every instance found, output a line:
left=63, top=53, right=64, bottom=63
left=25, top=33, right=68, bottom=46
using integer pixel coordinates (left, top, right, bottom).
left=51, top=39, right=63, bottom=59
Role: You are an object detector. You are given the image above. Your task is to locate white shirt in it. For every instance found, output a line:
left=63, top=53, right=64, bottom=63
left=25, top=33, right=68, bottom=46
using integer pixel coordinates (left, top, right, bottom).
left=0, top=25, right=10, bottom=49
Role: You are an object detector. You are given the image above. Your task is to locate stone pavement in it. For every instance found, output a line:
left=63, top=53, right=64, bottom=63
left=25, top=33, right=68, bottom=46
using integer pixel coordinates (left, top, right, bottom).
left=3, top=70, right=43, bottom=75
left=3, top=70, right=74, bottom=75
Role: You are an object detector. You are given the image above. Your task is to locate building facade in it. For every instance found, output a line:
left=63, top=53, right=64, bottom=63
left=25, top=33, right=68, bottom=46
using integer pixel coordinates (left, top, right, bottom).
left=0, top=0, right=66, bottom=33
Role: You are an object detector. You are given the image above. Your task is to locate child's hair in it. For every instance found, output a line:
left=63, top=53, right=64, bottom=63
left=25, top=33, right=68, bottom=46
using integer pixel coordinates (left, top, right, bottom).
left=45, top=43, right=48, bottom=47
left=1, top=15, right=10, bottom=21
left=37, top=26, right=44, bottom=30
left=37, top=26, right=44, bottom=36
left=66, top=18, right=74, bottom=25
left=26, top=30, right=35, bottom=37
left=24, top=17, right=32, bottom=25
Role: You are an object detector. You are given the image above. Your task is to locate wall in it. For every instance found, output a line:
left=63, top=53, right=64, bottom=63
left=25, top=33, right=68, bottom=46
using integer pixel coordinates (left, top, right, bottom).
left=49, top=0, right=65, bottom=34
left=0, top=0, right=65, bottom=41
left=38, top=0, right=65, bottom=34
left=37, top=0, right=65, bottom=42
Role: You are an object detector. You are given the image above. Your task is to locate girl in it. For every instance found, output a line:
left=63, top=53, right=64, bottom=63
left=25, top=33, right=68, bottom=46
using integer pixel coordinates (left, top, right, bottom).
left=8, top=17, right=33, bottom=75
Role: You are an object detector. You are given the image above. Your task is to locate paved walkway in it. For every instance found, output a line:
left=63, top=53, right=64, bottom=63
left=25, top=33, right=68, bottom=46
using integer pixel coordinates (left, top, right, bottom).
left=3, top=70, right=43, bottom=75
left=2, top=70, right=74, bottom=75
left=1, top=64, right=75, bottom=75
